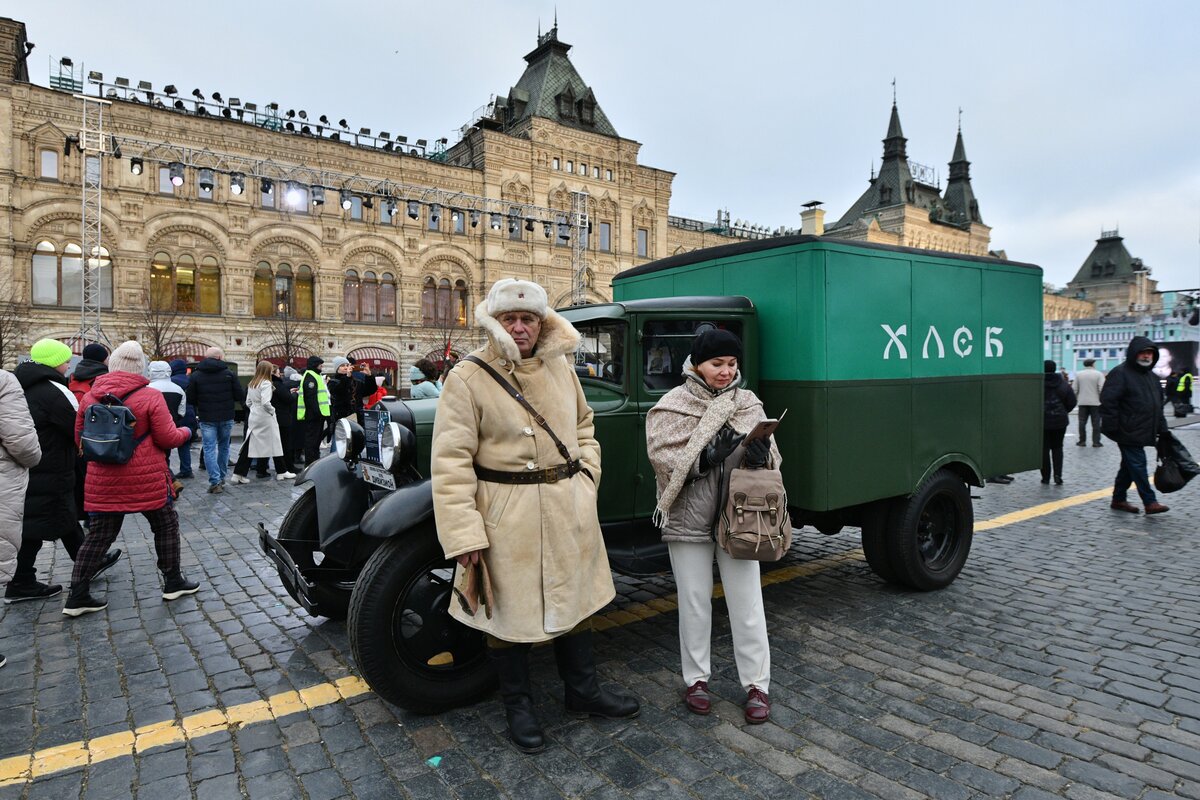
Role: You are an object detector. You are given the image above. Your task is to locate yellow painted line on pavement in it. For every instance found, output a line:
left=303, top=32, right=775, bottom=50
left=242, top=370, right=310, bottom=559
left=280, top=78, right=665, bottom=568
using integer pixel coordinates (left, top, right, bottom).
left=3, top=486, right=1108, bottom=787
left=0, top=676, right=371, bottom=787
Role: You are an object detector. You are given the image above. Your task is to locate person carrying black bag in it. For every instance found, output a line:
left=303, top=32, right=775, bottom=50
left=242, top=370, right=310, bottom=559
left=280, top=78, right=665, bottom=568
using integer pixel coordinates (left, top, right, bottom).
left=1101, top=337, right=1170, bottom=514
left=1042, top=360, right=1077, bottom=485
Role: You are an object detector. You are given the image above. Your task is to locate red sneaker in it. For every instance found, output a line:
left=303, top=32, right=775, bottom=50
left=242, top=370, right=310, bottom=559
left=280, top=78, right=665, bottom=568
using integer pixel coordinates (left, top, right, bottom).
left=683, top=681, right=710, bottom=715
left=745, top=686, right=770, bottom=724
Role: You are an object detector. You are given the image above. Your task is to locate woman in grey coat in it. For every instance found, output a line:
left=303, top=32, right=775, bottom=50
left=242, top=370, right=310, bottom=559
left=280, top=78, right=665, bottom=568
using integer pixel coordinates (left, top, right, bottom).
left=0, top=368, right=43, bottom=668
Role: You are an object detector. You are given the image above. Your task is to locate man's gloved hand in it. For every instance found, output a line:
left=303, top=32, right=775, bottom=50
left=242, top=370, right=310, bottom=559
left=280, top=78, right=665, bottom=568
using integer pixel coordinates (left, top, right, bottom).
left=744, top=436, right=771, bottom=469
left=699, top=425, right=746, bottom=473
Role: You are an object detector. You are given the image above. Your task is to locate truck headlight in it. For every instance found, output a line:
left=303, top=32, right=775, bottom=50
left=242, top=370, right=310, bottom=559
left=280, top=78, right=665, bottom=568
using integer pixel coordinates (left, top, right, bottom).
left=334, top=418, right=365, bottom=460
left=379, top=422, right=404, bottom=470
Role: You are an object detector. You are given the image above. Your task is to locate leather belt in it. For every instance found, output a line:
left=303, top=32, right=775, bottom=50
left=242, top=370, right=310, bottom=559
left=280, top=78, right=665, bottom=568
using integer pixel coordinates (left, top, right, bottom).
left=475, top=460, right=588, bottom=485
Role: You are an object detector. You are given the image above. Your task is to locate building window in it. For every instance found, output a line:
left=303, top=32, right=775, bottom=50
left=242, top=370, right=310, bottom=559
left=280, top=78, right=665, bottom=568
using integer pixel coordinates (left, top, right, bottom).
left=552, top=158, right=560, bottom=170
left=579, top=163, right=587, bottom=176
left=428, top=209, right=440, bottom=231
left=508, top=207, right=522, bottom=241
left=599, top=222, right=611, bottom=252
left=159, top=167, right=175, bottom=195
left=254, top=261, right=314, bottom=318
left=566, top=160, right=573, bottom=173
left=85, top=156, right=100, bottom=184
left=637, top=228, right=649, bottom=258
left=198, top=179, right=213, bottom=202
left=261, top=182, right=275, bottom=209
left=39, top=149, right=59, bottom=179
left=349, top=196, right=363, bottom=221
left=453, top=210, right=465, bottom=234
left=343, top=269, right=360, bottom=321
left=380, top=201, right=393, bottom=224
left=286, top=185, right=308, bottom=212
left=378, top=272, right=396, bottom=323
left=149, top=251, right=221, bottom=314
left=606, top=169, right=613, bottom=181
left=32, top=240, right=113, bottom=308
left=593, top=166, right=600, bottom=179
left=421, top=276, right=468, bottom=327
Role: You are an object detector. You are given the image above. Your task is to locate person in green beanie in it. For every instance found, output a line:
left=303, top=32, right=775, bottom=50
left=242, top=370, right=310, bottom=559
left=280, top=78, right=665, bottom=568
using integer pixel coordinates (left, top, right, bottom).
left=7, top=339, right=120, bottom=604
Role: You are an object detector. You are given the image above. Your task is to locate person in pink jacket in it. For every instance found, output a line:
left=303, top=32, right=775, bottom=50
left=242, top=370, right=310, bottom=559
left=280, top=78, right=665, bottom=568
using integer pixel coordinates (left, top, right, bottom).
left=65, top=341, right=195, bottom=617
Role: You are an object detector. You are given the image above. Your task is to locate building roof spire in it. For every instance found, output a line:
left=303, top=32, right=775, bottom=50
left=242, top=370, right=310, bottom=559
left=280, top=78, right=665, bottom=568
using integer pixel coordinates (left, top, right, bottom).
left=942, top=117, right=981, bottom=224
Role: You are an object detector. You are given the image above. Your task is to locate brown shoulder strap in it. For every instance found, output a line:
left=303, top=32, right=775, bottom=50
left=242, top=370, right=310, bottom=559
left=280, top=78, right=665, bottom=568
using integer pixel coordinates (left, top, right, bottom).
left=464, top=355, right=573, bottom=464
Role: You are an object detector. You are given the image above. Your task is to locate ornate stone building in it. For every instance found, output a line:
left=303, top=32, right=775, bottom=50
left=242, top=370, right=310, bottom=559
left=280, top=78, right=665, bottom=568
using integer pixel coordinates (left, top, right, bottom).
left=823, top=102, right=992, bottom=256
left=0, top=18, right=739, bottom=378
left=1064, top=230, right=1158, bottom=317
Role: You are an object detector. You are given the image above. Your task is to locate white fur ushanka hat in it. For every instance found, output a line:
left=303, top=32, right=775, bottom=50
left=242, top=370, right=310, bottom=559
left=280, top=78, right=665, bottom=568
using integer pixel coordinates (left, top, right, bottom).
left=485, top=278, right=548, bottom=318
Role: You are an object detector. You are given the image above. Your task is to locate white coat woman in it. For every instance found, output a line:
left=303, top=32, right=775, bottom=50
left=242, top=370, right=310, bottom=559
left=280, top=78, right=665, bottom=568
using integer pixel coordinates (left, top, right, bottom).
left=231, top=361, right=295, bottom=482
left=645, top=329, right=779, bottom=724
left=432, top=278, right=638, bottom=753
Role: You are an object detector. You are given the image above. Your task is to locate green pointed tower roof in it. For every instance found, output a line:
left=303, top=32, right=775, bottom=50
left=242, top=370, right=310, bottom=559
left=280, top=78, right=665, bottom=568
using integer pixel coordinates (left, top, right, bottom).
left=942, top=126, right=983, bottom=224
left=498, top=25, right=618, bottom=138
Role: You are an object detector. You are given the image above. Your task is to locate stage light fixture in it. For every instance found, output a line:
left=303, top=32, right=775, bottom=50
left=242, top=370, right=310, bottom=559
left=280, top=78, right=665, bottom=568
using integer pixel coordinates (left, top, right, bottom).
left=115, top=77, right=129, bottom=87
left=130, top=157, right=143, bottom=175
left=229, top=172, right=245, bottom=195
left=198, top=168, right=214, bottom=193
left=286, top=109, right=296, bottom=119
left=260, top=177, right=273, bottom=195
left=299, top=110, right=308, bottom=120
left=339, top=119, right=348, bottom=129
left=105, top=88, right=117, bottom=99
left=222, top=109, right=232, bottom=118
left=191, top=88, right=204, bottom=100
left=284, top=122, right=295, bottom=132
left=429, top=203, right=440, bottom=223
left=490, top=213, right=502, bottom=230
left=320, top=114, right=329, bottom=124
left=469, top=210, right=480, bottom=228
left=173, top=100, right=185, bottom=110
left=285, top=181, right=304, bottom=208
left=111, top=141, right=122, bottom=159
left=558, top=218, right=571, bottom=241
left=406, top=200, right=419, bottom=219
left=165, top=162, right=184, bottom=186
left=543, top=221, right=552, bottom=238
left=311, top=185, right=325, bottom=206
left=164, top=84, right=177, bottom=95
left=451, top=209, right=461, bottom=222
left=525, top=218, right=534, bottom=232
left=386, top=199, right=398, bottom=218
left=212, top=92, right=223, bottom=103
left=362, top=197, right=374, bottom=210
left=340, top=190, right=353, bottom=210
left=329, top=133, right=340, bottom=141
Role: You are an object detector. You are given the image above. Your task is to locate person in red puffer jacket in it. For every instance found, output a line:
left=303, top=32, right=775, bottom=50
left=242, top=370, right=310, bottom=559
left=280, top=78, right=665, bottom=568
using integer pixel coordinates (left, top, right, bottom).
left=65, top=341, right=196, bottom=617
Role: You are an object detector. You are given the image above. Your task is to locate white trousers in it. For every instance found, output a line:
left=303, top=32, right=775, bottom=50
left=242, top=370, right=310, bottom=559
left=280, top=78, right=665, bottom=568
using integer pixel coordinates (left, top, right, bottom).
left=668, top=540, right=771, bottom=693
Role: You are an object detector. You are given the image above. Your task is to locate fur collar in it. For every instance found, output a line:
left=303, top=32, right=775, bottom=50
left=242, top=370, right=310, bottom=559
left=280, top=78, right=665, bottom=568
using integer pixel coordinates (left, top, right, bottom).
left=475, top=301, right=581, bottom=363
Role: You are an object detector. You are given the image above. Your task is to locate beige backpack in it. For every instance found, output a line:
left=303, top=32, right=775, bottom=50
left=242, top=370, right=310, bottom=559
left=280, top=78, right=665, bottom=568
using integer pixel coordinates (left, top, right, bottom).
left=717, top=456, right=791, bottom=561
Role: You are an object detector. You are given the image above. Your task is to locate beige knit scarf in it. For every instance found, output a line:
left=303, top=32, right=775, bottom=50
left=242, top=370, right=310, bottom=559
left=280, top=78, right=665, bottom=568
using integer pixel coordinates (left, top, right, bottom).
left=650, top=370, right=741, bottom=528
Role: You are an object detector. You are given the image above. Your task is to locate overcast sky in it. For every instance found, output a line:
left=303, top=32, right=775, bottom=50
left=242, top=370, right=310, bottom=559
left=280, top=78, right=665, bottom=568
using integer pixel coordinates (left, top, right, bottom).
left=17, top=0, right=1199, bottom=290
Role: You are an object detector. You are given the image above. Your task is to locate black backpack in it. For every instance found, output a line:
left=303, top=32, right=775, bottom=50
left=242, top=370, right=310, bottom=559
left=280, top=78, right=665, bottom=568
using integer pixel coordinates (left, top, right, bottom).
left=80, top=387, right=150, bottom=464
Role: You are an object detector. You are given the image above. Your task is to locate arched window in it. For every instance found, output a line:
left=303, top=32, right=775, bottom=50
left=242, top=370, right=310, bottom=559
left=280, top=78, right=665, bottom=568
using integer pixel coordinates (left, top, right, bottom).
left=147, top=250, right=221, bottom=313
left=361, top=271, right=378, bottom=323
left=379, top=272, right=396, bottom=324
left=344, top=269, right=397, bottom=324
left=343, top=269, right=360, bottom=322
left=32, top=240, right=112, bottom=308
left=255, top=261, right=314, bottom=318
left=421, top=275, right=468, bottom=327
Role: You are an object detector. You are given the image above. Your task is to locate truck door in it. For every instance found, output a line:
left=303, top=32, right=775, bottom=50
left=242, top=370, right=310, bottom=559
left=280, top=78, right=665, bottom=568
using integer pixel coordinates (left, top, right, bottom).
left=633, top=317, right=745, bottom=519
left=572, top=318, right=636, bottom=522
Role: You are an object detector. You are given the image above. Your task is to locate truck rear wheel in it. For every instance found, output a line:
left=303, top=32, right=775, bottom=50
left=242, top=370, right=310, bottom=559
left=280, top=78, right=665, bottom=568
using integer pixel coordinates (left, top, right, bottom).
left=277, top=488, right=351, bottom=620
left=348, top=529, right=495, bottom=713
left=860, top=501, right=900, bottom=585
left=885, top=469, right=973, bottom=591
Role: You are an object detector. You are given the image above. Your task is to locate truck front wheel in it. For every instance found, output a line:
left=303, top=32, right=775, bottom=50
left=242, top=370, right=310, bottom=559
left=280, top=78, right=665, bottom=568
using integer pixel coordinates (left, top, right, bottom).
left=347, top=529, right=495, bottom=713
left=277, top=487, right=352, bottom=620
left=883, top=469, right=973, bottom=591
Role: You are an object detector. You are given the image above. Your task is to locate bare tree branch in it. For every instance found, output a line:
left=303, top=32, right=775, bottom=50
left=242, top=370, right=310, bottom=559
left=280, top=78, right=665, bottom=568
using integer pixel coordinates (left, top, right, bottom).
left=0, top=277, right=31, bottom=369
left=133, top=288, right=187, bottom=360
left=256, top=307, right=319, bottom=367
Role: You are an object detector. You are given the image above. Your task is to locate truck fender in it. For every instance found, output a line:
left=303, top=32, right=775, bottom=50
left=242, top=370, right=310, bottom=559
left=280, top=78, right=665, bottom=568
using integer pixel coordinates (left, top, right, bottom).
left=915, top=454, right=984, bottom=490
left=296, top=455, right=370, bottom=550
left=359, top=478, right=435, bottom=539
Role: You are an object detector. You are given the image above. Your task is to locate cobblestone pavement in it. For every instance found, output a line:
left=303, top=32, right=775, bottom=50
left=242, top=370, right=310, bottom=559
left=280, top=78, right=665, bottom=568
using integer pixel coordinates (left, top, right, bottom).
left=3, top=422, right=1200, bottom=799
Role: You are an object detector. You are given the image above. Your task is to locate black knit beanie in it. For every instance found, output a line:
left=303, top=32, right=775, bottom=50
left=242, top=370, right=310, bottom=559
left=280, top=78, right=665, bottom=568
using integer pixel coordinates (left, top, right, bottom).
left=1044, top=360, right=1056, bottom=373
left=691, top=329, right=742, bottom=367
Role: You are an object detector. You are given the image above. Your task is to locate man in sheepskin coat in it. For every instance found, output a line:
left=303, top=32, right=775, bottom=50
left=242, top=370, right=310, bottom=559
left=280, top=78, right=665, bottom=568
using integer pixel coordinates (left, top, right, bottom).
left=432, top=278, right=638, bottom=753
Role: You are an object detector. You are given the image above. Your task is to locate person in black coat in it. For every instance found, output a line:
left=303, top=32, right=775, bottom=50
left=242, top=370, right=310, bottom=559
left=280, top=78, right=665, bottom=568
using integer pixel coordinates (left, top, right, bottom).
left=1101, top=336, right=1170, bottom=514
left=269, top=366, right=298, bottom=476
left=8, top=342, right=119, bottom=602
left=169, top=359, right=197, bottom=478
left=1041, top=360, right=1077, bottom=485
left=185, top=347, right=246, bottom=493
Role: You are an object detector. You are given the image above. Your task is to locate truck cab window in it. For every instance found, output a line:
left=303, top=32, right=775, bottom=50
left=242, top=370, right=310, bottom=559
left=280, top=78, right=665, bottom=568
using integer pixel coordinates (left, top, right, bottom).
left=642, top=320, right=743, bottom=392
left=574, top=320, right=626, bottom=385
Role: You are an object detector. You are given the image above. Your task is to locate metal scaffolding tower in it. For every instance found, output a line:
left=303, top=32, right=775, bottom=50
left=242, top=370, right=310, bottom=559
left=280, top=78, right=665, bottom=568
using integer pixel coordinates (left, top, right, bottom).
left=570, top=191, right=590, bottom=306
left=74, top=93, right=112, bottom=347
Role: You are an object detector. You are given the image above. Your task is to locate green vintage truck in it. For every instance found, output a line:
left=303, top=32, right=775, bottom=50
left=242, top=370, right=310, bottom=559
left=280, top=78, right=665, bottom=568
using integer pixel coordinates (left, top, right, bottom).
left=260, top=235, right=1043, bottom=712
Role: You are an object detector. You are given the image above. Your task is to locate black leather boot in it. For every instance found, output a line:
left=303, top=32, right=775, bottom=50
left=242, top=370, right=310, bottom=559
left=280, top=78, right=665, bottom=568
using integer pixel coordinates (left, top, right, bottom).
left=62, top=581, right=107, bottom=617
left=553, top=630, right=640, bottom=719
left=488, top=644, right=544, bottom=753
